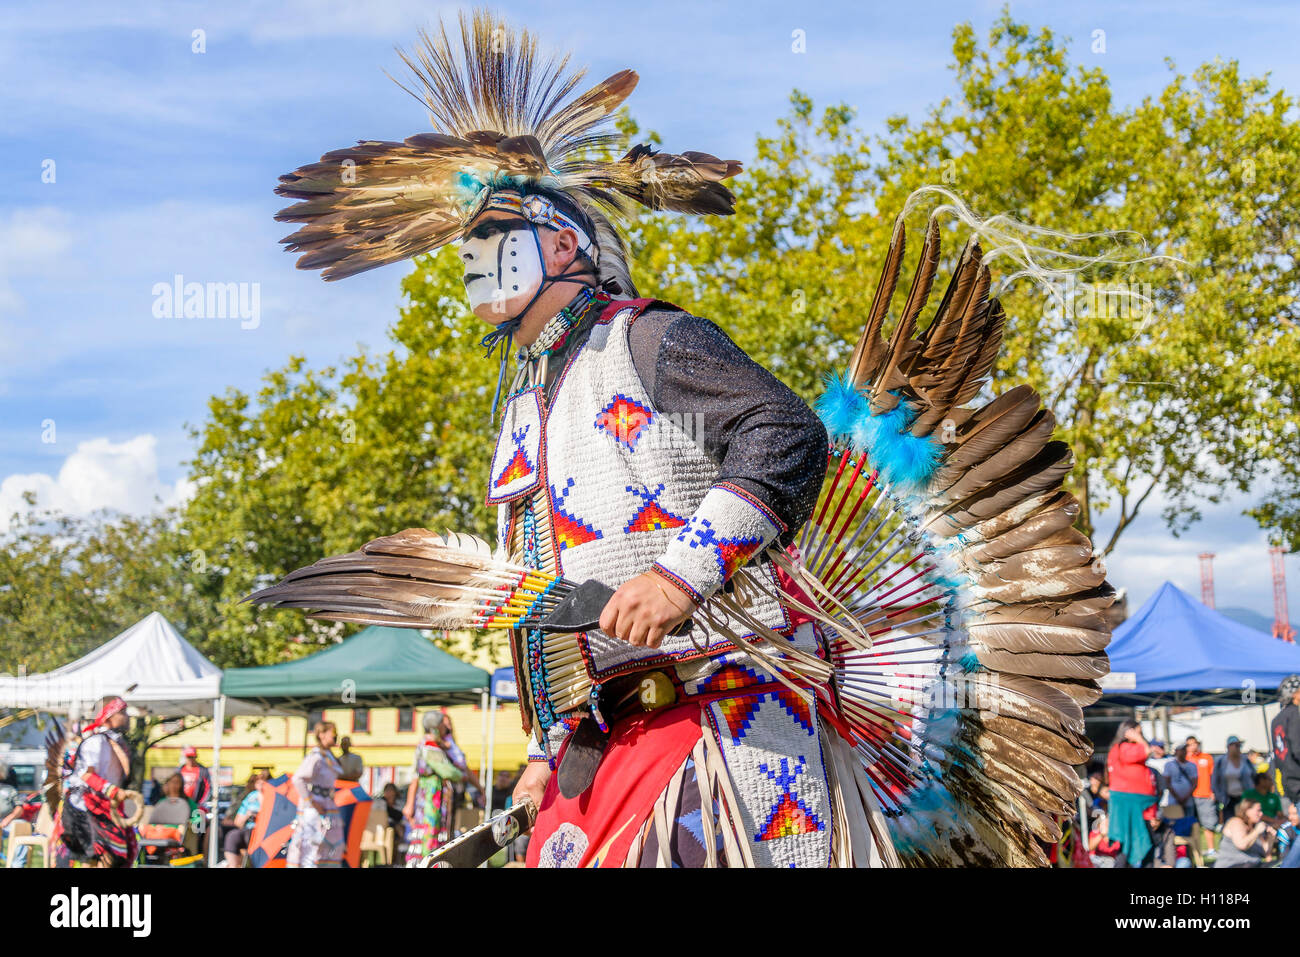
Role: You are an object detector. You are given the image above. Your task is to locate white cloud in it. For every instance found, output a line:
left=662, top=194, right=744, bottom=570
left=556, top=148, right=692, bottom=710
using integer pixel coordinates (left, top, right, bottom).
left=0, top=207, right=73, bottom=315
left=0, top=434, right=192, bottom=531
left=1102, top=487, right=1295, bottom=622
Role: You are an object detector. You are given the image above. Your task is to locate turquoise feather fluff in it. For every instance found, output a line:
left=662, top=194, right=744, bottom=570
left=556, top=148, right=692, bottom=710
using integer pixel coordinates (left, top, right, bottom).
left=813, top=373, right=943, bottom=492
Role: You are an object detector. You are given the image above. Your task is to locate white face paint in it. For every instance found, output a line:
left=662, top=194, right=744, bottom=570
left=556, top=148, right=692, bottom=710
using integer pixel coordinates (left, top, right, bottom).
left=459, top=224, right=544, bottom=318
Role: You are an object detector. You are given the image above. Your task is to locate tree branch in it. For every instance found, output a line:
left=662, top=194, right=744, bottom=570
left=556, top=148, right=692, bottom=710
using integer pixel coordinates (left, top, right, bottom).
left=1101, top=472, right=1162, bottom=557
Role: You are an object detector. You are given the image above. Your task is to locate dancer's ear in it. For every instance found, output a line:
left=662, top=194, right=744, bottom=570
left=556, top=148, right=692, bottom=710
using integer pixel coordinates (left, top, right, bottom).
left=542, top=225, right=582, bottom=275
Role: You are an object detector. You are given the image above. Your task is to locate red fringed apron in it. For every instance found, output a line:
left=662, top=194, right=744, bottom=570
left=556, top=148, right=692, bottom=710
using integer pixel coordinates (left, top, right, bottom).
left=527, top=701, right=704, bottom=868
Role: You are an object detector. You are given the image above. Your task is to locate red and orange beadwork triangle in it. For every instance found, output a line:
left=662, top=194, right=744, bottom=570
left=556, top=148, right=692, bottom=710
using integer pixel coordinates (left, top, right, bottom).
left=771, top=688, right=814, bottom=735
left=494, top=448, right=534, bottom=488
left=551, top=479, right=603, bottom=551
left=624, top=500, right=687, bottom=534
left=758, top=793, right=824, bottom=841
left=554, top=509, right=602, bottom=550
left=717, top=694, right=763, bottom=744
left=698, top=663, right=763, bottom=694
left=715, top=537, right=765, bottom=580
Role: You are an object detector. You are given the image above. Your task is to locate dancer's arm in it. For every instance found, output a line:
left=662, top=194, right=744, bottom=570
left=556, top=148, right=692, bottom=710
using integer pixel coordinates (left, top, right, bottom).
left=603, top=311, right=827, bottom=646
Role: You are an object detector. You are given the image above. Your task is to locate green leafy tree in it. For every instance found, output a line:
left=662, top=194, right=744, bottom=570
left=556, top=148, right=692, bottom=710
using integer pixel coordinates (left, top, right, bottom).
left=181, top=253, right=499, bottom=663
left=0, top=498, right=221, bottom=673
left=864, top=16, right=1300, bottom=554
left=642, top=13, right=1300, bottom=556
left=166, top=12, right=1300, bottom=665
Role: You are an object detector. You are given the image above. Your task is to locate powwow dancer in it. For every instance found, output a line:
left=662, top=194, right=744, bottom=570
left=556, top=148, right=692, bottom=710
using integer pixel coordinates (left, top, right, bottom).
left=46, top=696, right=143, bottom=868
left=287, top=719, right=345, bottom=868
left=254, top=10, right=1113, bottom=866
left=403, top=711, right=466, bottom=865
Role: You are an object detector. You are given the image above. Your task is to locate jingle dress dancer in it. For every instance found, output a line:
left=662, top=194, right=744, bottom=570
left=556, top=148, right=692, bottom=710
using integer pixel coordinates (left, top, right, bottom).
left=257, top=10, right=1114, bottom=867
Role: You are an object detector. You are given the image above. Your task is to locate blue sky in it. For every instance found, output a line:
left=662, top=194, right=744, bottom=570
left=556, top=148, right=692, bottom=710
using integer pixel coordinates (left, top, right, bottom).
left=3, top=0, right=1299, bottom=620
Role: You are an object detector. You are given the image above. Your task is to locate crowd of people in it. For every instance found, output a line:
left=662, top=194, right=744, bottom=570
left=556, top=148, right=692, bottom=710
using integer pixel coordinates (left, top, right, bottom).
left=14, top=673, right=1297, bottom=869
left=1089, top=724, right=1300, bottom=867
left=0, top=696, right=524, bottom=868
left=136, top=709, right=498, bottom=867
left=1086, top=674, right=1300, bottom=868
left=275, top=709, right=502, bottom=868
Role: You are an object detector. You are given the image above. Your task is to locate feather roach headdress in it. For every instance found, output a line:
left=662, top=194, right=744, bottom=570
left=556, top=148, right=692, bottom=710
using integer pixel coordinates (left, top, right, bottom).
left=274, top=9, right=742, bottom=292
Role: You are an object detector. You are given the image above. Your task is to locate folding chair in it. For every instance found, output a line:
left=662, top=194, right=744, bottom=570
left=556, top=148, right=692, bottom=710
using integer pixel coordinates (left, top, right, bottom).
left=8, top=805, right=53, bottom=868
left=4, top=820, right=31, bottom=867
left=136, top=797, right=191, bottom=867
left=359, top=798, right=393, bottom=867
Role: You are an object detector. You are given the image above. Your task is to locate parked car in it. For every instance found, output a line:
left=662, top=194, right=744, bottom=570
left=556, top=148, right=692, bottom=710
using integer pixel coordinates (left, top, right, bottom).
left=0, top=748, right=48, bottom=816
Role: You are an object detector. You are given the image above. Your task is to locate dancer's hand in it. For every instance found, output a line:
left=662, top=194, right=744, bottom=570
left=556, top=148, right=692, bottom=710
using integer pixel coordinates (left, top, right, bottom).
left=599, top=571, right=696, bottom=648
left=514, top=762, right=550, bottom=809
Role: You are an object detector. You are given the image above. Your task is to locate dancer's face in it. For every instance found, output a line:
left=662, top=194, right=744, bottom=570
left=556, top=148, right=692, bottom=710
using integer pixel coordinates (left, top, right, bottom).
left=459, top=211, right=546, bottom=322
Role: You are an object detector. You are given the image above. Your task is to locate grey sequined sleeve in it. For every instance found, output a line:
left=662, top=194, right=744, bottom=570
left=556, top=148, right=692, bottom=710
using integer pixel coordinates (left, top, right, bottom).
left=626, top=308, right=827, bottom=543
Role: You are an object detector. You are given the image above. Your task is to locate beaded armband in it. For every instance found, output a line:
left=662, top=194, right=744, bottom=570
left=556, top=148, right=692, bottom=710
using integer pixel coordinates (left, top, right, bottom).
left=651, top=482, right=785, bottom=605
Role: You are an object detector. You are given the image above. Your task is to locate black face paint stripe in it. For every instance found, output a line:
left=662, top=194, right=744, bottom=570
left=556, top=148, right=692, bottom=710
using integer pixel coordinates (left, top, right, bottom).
left=464, top=217, right=527, bottom=242
left=495, top=232, right=509, bottom=290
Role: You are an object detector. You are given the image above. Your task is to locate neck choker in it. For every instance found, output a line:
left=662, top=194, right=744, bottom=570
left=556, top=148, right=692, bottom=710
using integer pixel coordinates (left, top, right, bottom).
left=517, top=286, right=601, bottom=365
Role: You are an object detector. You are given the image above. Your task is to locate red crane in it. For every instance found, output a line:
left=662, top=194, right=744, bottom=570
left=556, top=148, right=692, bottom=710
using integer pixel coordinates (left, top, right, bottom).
left=1198, top=552, right=1215, bottom=608
left=1270, top=546, right=1296, bottom=643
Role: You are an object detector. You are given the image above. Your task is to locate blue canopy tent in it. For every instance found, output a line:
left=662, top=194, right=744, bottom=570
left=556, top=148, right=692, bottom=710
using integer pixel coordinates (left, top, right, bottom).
left=490, top=667, right=518, bottom=702
left=1081, top=581, right=1300, bottom=850
left=1101, top=581, right=1300, bottom=708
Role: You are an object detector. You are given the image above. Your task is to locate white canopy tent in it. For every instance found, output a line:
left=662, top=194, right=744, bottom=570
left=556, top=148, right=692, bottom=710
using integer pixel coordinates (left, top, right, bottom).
left=0, top=612, right=266, bottom=717
left=0, top=611, right=268, bottom=864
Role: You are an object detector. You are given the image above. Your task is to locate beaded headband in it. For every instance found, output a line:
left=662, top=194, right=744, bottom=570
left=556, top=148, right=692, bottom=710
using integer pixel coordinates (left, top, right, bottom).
left=475, top=190, right=599, bottom=265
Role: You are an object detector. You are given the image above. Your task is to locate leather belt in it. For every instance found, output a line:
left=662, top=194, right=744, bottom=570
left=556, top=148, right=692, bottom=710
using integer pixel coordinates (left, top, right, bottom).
left=555, top=669, right=678, bottom=799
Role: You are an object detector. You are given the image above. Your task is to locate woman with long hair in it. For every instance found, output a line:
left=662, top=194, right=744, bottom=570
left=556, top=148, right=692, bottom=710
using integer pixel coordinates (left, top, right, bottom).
left=1213, top=797, right=1274, bottom=868
left=403, top=711, right=465, bottom=866
left=1105, top=719, right=1157, bottom=866
left=222, top=769, right=269, bottom=868
left=287, top=721, right=344, bottom=868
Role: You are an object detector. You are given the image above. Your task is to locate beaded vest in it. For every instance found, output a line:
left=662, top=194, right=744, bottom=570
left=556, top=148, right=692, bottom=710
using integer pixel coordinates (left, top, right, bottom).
left=487, top=299, right=798, bottom=735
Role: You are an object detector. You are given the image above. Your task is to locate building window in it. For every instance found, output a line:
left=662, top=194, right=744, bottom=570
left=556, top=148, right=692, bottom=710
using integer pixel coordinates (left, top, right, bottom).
left=397, top=708, right=413, bottom=732
left=353, top=709, right=369, bottom=733
left=308, top=709, right=324, bottom=729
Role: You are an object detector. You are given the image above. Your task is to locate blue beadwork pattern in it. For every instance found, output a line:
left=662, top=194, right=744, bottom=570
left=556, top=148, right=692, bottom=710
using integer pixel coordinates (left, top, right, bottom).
left=676, top=516, right=765, bottom=582
left=520, top=498, right=555, bottom=732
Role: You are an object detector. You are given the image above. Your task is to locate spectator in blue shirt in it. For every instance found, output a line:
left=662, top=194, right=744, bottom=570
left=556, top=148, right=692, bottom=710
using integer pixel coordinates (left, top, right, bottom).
left=1150, top=744, right=1197, bottom=867
left=222, top=769, right=269, bottom=868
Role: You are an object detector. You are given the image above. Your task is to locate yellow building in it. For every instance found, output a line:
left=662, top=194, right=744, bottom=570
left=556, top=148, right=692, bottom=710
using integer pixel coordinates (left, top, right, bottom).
left=149, top=632, right=530, bottom=794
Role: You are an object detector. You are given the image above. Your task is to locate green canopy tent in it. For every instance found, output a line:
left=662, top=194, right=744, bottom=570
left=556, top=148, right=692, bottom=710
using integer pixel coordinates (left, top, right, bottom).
left=220, top=626, right=490, bottom=711
left=214, top=626, right=492, bottom=867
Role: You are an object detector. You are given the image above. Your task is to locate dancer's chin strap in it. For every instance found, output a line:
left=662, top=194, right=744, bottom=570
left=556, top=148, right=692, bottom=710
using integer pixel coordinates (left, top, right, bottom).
left=481, top=221, right=597, bottom=418
left=480, top=315, right=524, bottom=420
